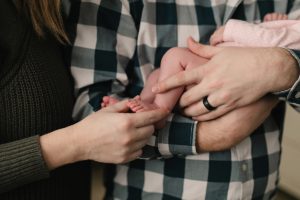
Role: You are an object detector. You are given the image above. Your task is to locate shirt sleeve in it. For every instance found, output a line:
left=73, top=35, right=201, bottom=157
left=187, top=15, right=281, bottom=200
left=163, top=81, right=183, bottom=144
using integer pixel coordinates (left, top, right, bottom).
left=223, top=20, right=300, bottom=112
left=70, top=0, right=137, bottom=121
left=273, top=49, right=300, bottom=112
left=223, top=19, right=300, bottom=49
left=275, top=1, right=300, bottom=111
left=139, top=113, right=198, bottom=159
left=69, top=0, right=198, bottom=159
left=0, top=136, right=49, bottom=193
left=156, top=114, right=198, bottom=157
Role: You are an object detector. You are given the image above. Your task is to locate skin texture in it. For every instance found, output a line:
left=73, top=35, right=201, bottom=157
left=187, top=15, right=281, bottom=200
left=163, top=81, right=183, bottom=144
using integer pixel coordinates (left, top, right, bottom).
left=80, top=12, right=297, bottom=160
left=40, top=100, right=169, bottom=169
left=153, top=37, right=299, bottom=121
left=210, top=26, right=225, bottom=46
left=195, top=95, right=278, bottom=152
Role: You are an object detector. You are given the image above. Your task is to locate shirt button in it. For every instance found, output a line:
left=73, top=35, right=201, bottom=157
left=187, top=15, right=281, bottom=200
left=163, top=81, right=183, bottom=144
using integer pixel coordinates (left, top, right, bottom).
left=242, top=163, right=248, bottom=172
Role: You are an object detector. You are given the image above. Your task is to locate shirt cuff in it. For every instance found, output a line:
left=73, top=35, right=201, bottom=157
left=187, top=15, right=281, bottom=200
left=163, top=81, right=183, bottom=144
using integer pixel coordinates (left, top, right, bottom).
left=273, top=48, right=300, bottom=104
left=0, top=135, right=50, bottom=193
left=156, top=114, right=198, bottom=157
left=223, top=19, right=237, bottom=42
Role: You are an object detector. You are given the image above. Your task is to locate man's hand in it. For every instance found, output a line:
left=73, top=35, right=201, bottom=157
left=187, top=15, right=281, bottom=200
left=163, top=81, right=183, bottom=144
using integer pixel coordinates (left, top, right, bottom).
left=195, top=95, right=278, bottom=152
left=153, top=37, right=299, bottom=121
left=210, top=26, right=225, bottom=46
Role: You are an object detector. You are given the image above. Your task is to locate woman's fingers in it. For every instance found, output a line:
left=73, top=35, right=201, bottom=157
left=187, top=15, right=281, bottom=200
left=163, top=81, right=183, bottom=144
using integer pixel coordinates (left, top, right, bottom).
left=124, top=150, right=143, bottom=163
left=129, top=108, right=169, bottom=128
left=135, top=126, right=155, bottom=141
left=130, top=138, right=151, bottom=153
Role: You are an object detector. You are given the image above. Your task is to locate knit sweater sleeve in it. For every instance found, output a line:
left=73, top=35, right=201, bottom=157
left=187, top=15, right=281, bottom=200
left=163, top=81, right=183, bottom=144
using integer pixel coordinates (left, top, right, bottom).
left=0, top=135, right=49, bottom=193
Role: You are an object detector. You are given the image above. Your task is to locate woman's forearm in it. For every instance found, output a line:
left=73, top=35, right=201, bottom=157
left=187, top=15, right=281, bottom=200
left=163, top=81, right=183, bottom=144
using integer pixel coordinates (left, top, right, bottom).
left=40, top=125, right=83, bottom=170
left=0, top=100, right=166, bottom=193
left=196, top=96, right=278, bottom=152
left=41, top=101, right=169, bottom=168
left=0, top=136, right=49, bottom=193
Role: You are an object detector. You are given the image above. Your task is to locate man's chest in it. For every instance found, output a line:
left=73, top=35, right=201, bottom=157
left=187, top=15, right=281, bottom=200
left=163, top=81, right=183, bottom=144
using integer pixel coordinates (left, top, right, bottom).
left=134, top=1, right=279, bottom=68
left=128, top=0, right=290, bottom=89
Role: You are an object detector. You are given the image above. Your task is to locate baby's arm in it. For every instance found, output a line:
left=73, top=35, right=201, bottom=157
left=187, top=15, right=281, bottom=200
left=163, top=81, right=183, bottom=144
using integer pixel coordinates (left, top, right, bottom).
left=222, top=19, right=300, bottom=48
left=128, top=48, right=208, bottom=113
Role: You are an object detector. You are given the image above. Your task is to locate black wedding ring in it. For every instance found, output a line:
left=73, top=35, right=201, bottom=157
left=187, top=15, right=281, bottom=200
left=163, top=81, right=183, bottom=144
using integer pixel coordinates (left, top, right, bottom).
left=203, top=96, right=216, bottom=111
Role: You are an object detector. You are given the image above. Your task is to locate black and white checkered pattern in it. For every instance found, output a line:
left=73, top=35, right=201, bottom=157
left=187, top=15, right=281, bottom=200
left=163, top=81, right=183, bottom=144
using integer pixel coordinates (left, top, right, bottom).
left=66, top=0, right=300, bottom=199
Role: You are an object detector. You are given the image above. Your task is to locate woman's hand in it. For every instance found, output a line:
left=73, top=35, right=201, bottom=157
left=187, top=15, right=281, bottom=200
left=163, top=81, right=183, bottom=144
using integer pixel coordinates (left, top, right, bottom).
left=41, top=100, right=168, bottom=169
left=74, top=100, right=168, bottom=163
left=152, top=37, right=298, bottom=121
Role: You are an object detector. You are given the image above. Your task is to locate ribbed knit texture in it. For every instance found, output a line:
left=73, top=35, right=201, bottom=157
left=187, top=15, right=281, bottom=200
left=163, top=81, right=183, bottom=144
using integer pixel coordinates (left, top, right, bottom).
left=0, top=0, right=90, bottom=199
left=0, top=136, right=48, bottom=194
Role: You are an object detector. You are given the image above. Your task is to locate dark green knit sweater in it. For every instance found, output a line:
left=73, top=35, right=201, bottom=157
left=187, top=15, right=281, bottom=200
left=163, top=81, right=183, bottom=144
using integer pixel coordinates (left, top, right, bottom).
left=0, top=0, right=90, bottom=199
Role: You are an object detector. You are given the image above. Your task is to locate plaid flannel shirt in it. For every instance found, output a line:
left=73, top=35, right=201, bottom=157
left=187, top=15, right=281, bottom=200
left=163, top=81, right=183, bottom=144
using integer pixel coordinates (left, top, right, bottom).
left=66, top=0, right=300, bottom=199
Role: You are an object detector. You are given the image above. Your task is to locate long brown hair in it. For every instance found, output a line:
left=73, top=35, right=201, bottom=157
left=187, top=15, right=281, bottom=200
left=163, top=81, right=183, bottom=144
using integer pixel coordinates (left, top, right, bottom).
left=16, top=0, right=69, bottom=43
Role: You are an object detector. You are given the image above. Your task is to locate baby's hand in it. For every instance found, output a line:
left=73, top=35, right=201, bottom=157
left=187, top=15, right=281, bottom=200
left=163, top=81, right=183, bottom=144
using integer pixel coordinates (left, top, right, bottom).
left=210, top=26, right=225, bottom=46
left=264, top=13, right=288, bottom=22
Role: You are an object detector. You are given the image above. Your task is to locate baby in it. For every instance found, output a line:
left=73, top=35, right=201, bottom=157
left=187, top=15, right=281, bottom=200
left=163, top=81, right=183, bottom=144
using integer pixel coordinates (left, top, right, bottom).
left=102, top=13, right=300, bottom=127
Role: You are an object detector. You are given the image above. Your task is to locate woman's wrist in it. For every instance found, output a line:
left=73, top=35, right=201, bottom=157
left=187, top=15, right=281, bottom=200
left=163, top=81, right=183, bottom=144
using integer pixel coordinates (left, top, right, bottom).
left=39, top=125, right=85, bottom=170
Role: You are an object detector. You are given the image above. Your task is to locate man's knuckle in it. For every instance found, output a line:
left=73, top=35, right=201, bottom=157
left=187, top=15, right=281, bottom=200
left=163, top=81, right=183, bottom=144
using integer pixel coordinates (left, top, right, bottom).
left=145, top=126, right=155, bottom=136
left=120, top=119, right=132, bottom=130
left=149, top=126, right=155, bottom=133
left=121, top=135, right=132, bottom=146
left=220, top=91, right=230, bottom=102
left=176, top=72, right=186, bottom=84
left=207, top=80, right=222, bottom=90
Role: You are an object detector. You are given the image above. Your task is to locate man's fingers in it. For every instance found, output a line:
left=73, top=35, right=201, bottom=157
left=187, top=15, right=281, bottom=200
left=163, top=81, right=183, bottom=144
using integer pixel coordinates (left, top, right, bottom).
left=182, top=100, right=210, bottom=117
left=130, top=108, right=169, bottom=127
left=192, top=105, right=233, bottom=121
left=187, top=37, right=223, bottom=59
left=152, top=68, right=202, bottom=93
left=182, top=92, right=227, bottom=116
left=179, top=84, right=208, bottom=107
left=102, top=100, right=130, bottom=113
